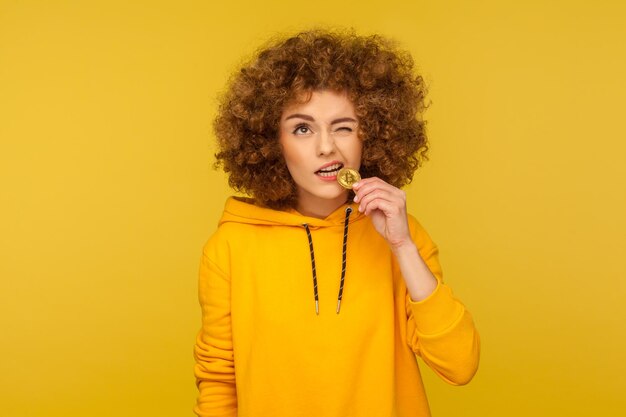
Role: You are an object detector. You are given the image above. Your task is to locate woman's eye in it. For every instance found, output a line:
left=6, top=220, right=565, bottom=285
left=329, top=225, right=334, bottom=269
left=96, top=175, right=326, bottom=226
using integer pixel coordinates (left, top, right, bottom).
left=293, top=124, right=311, bottom=135
left=336, top=127, right=353, bottom=132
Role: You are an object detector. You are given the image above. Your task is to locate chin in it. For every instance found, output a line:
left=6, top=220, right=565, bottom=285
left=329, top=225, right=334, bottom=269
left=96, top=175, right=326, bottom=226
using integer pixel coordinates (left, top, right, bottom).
left=313, top=189, right=349, bottom=202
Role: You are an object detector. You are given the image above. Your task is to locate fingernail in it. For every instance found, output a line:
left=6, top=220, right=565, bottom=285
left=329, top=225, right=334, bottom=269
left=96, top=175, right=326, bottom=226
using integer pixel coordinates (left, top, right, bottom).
left=352, top=182, right=360, bottom=188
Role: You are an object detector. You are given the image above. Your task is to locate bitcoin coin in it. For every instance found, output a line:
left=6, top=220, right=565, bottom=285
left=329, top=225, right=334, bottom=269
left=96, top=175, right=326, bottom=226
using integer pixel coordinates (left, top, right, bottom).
left=336, top=168, right=361, bottom=189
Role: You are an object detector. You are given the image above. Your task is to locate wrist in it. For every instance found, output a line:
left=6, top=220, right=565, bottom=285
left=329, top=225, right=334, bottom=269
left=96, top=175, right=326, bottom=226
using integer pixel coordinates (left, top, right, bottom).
left=391, top=240, right=438, bottom=302
left=390, top=240, right=418, bottom=256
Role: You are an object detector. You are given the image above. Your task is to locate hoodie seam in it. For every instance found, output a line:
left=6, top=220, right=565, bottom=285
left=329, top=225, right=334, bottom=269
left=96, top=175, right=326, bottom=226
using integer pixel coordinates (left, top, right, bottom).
left=202, top=253, right=230, bottom=282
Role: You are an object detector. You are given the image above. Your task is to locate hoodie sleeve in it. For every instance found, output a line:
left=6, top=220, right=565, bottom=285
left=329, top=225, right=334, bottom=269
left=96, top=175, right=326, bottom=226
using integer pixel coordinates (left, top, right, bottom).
left=404, top=218, right=480, bottom=386
left=193, top=234, right=237, bottom=417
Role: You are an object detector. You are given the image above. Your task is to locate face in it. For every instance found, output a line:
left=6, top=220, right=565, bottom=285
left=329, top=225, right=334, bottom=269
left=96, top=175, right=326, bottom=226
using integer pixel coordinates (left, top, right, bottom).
left=279, top=90, right=362, bottom=217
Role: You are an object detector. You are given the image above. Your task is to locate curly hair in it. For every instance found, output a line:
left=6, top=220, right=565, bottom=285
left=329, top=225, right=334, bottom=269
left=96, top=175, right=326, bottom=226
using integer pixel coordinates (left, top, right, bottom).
left=213, top=28, right=430, bottom=209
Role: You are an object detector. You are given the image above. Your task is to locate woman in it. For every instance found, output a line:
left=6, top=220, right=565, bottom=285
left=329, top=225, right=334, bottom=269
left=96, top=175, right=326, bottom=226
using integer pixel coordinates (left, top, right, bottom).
left=194, top=29, right=480, bottom=417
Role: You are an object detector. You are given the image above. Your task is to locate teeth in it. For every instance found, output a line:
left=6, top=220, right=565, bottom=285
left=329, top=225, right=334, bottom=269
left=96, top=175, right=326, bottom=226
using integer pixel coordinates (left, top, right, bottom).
left=318, top=163, right=343, bottom=173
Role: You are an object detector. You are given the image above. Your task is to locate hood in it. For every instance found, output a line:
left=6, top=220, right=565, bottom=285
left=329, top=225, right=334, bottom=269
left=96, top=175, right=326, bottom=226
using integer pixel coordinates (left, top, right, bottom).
left=219, top=196, right=366, bottom=315
left=219, top=196, right=365, bottom=229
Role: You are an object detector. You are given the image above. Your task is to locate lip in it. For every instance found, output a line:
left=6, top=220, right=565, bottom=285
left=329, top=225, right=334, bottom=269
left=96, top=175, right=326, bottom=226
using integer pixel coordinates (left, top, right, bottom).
left=315, top=160, right=343, bottom=172
left=316, top=173, right=339, bottom=182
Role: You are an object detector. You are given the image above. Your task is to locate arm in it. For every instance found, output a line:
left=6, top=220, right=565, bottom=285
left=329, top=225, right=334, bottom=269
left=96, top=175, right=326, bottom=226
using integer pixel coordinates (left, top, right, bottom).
left=353, top=177, right=480, bottom=385
left=402, top=223, right=480, bottom=386
left=193, top=244, right=237, bottom=417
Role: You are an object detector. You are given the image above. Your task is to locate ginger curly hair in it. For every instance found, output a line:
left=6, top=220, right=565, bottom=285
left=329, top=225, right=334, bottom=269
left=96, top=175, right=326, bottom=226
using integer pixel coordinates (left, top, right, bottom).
left=213, top=28, right=430, bottom=209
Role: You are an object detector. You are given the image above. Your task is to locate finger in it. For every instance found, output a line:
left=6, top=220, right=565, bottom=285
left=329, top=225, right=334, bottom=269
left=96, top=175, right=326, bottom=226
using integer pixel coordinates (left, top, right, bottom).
left=352, top=176, right=386, bottom=192
left=359, top=189, right=406, bottom=216
left=358, top=188, right=397, bottom=212
left=353, top=175, right=385, bottom=187
left=353, top=177, right=391, bottom=197
left=354, top=179, right=404, bottom=203
left=363, top=197, right=403, bottom=217
left=355, top=177, right=402, bottom=197
left=351, top=176, right=374, bottom=189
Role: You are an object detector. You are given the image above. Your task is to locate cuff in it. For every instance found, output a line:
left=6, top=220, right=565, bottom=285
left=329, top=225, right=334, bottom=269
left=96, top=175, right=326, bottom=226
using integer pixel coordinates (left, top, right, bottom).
left=408, top=281, right=465, bottom=336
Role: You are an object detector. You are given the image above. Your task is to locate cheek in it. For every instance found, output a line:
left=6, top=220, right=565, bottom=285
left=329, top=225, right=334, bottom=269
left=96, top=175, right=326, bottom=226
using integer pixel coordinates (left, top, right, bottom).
left=278, top=137, right=294, bottom=164
left=350, top=139, right=363, bottom=163
left=279, top=141, right=305, bottom=171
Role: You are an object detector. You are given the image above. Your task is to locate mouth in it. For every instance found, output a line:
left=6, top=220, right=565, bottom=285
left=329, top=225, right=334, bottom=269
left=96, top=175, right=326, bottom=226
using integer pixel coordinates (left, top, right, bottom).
left=315, top=162, right=344, bottom=178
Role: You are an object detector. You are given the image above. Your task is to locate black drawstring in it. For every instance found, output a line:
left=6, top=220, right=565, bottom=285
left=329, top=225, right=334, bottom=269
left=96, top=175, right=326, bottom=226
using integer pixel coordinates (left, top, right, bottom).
left=302, top=223, right=319, bottom=315
left=337, top=206, right=352, bottom=313
left=302, top=206, right=353, bottom=315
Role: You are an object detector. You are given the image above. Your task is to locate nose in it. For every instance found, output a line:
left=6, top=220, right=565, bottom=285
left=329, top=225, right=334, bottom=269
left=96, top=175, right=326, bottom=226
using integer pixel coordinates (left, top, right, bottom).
left=316, top=129, right=336, bottom=156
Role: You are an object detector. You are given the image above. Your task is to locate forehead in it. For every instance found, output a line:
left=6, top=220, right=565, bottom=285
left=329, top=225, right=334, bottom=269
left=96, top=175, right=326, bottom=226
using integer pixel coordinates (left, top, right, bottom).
left=281, top=89, right=356, bottom=120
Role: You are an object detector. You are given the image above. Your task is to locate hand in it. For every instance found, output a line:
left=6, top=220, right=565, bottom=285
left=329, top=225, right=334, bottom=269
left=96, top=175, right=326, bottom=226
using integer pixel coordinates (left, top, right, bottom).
left=352, top=177, right=412, bottom=250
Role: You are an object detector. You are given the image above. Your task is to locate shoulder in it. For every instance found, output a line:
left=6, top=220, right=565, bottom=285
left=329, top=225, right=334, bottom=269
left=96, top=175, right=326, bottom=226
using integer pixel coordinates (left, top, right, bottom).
left=201, top=220, right=264, bottom=264
left=201, top=223, right=237, bottom=266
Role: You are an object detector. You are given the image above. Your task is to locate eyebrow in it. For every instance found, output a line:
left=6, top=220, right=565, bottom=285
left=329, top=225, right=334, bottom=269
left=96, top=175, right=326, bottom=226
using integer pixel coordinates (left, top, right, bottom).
left=284, top=114, right=358, bottom=124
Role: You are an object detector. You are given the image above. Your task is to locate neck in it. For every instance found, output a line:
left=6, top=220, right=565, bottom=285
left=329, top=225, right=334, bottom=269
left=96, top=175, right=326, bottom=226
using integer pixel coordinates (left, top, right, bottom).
left=296, top=195, right=349, bottom=219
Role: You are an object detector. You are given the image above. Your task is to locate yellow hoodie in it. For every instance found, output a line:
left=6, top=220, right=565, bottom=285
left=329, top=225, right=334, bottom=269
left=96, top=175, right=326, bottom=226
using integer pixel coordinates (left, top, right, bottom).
left=194, top=197, right=480, bottom=417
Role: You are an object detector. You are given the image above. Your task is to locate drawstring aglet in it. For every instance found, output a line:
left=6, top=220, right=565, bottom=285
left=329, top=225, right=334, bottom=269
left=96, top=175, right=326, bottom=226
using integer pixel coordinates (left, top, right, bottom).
left=315, top=300, right=319, bottom=315
left=336, top=299, right=342, bottom=314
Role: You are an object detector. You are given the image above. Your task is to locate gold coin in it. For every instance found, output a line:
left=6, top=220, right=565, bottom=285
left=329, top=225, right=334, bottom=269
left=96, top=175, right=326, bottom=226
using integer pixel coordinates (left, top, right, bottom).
left=336, top=168, right=361, bottom=189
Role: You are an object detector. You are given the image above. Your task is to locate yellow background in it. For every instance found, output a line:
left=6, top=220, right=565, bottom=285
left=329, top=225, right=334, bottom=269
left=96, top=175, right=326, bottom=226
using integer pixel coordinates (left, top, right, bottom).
left=1, top=0, right=625, bottom=416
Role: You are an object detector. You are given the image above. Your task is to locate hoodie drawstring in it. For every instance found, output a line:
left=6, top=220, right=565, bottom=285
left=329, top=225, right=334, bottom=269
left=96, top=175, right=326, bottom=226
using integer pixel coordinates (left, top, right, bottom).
left=302, top=206, right=353, bottom=315
left=302, top=222, right=319, bottom=314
